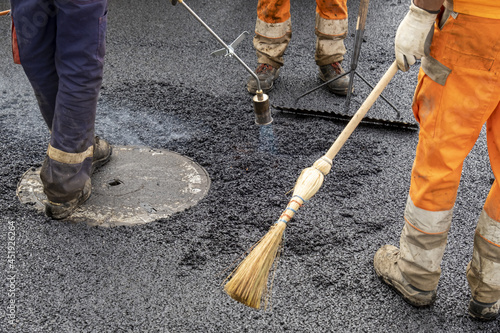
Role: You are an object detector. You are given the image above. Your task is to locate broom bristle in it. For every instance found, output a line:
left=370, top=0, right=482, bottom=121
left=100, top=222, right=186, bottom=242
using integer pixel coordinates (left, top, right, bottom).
left=224, top=221, right=287, bottom=309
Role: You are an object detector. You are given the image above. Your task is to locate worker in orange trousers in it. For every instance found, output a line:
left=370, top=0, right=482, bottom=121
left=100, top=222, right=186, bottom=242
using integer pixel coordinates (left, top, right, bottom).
left=374, top=0, right=500, bottom=321
left=246, top=0, right=351, bottom=96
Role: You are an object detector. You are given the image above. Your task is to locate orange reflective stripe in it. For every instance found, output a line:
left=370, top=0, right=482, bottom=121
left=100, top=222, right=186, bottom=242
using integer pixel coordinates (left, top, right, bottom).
left=404, top=217, right=450, bottom=235
left=477, top=232, right=500, bottom=248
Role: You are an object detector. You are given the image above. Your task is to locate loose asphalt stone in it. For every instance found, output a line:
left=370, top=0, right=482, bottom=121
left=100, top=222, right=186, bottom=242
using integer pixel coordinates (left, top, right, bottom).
left=0, top=0, right=498, bottom=332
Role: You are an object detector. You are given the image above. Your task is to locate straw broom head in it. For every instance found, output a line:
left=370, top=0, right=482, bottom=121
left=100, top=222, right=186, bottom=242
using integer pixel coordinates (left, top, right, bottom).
left=224, top=156, right=332, bottom=309
left=224, top=221, right=287, bottom=309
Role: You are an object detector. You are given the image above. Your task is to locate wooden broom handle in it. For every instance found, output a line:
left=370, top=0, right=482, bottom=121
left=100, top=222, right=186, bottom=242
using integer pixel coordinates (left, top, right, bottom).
left=324, top=61, right=398, bottom=161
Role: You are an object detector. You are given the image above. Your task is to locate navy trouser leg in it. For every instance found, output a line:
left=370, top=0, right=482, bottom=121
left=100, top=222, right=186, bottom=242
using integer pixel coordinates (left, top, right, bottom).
left=51, top=0, right=107, bottom=155
left=10, top=0, right=58, bottom=129
left=11, top=0, right=108, bottom=202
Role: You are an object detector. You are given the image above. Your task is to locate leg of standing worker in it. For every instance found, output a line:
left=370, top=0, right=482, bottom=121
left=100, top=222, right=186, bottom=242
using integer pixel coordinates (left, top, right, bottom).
left=375, top=11, right=500, bottom=309
left=403, top=11, right=500, bottom=294
left=315, top=0, right=348, bottom=65
left=315, top=0, right=349, bottom=95
left=10, top=0, right=58, bottom=129
left=466, top=101, right=500, bottom=320
left=254, top=0, right=292, bottom=68
left=40, top=0, right=108, bottom=205
left=247, top=0, right=291, bottom=94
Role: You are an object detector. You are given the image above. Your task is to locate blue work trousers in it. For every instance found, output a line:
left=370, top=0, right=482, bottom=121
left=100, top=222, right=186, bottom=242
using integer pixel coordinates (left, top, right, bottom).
left=10, top=0, right=108, bottom=202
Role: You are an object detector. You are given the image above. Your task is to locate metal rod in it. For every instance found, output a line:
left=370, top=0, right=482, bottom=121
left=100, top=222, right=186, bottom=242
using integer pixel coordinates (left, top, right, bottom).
left=179, top=0, right=262, bottom=93
left=345, top=0, right=370, bottom=111
left=325, top=61, right=398, bottom=160
left=295, top=71, right=350, bottom=101
left=354, top=71, right=401, bottom=119
left=345, top=28, right=365, bottom=110
left=344, top=59, right=357, bottom=111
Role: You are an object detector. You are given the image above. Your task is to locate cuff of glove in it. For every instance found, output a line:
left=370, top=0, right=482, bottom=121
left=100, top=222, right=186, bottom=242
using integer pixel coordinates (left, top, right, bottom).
left=410, top=1, right=440, bottom=20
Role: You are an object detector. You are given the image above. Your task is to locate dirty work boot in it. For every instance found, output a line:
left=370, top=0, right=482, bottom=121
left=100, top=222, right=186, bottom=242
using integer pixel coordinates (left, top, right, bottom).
left=91, top=136, right=112, bottom=174
left=469, top=298, right=500, bottom=321
left=374, top=244, right=437, bottom=307
left=247, top=63, right=280, bottom=94
left=45, top=179, right=92, bottom=220
left=45, top=136, right=111, bottom=220
left=318, top=62, right=350, bottom=96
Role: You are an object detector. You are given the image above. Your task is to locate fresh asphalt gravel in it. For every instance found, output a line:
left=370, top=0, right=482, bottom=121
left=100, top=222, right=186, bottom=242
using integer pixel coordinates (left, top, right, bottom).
left=0, top=0, right=498, bottom=332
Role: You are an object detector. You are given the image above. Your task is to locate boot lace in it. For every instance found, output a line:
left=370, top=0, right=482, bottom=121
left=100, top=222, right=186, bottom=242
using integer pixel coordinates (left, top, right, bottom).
left=256, top=63, right=274, bottom=74
left=329, top=62, right=342, bottom=75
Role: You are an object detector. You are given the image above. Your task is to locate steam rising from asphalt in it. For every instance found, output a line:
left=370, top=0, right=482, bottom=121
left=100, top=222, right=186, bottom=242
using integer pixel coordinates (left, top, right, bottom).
left=95, top=102, right=192, bottom=146
left=258, top=124, right=278, bottom=154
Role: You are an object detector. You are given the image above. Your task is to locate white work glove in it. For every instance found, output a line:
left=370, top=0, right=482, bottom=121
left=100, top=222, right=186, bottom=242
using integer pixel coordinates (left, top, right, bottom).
left=395, top=1, right=438, bottom=71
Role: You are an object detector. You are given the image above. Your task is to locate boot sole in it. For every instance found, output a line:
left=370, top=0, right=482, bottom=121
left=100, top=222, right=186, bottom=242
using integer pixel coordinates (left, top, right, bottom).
left=45, top=186, right=92, bottom=220
left=318, top=73, right=350, bottom=96
left=468, top=311, right=499, bottom=322
left=374, top=267, right=436, bottom=308
left=468, top=299, right=500, bottom=321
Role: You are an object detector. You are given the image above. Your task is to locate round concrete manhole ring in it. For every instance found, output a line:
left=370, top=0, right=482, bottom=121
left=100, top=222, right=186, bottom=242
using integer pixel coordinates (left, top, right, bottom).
left=16, top=146, right=211, bottom=227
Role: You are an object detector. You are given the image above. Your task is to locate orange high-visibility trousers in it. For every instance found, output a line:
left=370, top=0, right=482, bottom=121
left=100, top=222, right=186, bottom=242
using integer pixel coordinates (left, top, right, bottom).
left=399, top=9, right=500, bottom=303
left=256, top=0, right=347, bottom=24
left=253, top=0, right=348, bottom=68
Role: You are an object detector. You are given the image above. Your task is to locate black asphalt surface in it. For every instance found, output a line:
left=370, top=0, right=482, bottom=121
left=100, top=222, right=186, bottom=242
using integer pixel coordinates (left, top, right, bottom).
left=0, top=0, right=498, bottom=331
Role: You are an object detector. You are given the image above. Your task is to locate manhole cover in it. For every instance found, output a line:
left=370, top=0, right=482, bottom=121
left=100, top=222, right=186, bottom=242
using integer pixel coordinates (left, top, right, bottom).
left=17, top=146, right=211, bottom=227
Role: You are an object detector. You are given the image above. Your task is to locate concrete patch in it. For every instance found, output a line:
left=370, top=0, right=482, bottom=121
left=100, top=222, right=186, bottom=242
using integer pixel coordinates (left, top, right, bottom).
left=16, top=146, right=210, bottom=227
